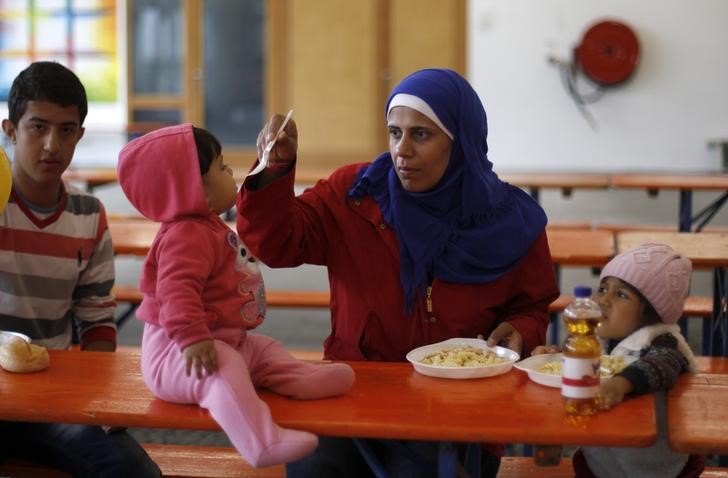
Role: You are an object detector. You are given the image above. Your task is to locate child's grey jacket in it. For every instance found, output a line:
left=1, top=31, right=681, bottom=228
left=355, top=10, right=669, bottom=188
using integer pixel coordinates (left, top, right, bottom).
left=581, top=323, right=697, bottom=478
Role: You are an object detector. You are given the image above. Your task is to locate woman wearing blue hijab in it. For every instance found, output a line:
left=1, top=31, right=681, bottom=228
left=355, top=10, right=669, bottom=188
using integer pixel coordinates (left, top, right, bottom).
left=238, top=68, right=560, bottom=476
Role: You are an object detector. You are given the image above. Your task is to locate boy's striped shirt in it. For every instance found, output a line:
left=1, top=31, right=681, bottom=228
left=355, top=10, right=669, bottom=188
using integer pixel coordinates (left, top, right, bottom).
left=0, top=182, right=116, bottom=349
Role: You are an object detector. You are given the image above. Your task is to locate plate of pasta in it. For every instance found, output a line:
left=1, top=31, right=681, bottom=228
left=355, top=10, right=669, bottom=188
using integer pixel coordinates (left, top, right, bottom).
left=514, top=353, right=634, bottom=388
left=406, top=338, right=519, bottom=379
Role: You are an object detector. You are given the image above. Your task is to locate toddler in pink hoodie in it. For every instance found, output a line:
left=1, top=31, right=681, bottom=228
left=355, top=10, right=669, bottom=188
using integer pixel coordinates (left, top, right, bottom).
left=117, top=124, right=355, bottom=467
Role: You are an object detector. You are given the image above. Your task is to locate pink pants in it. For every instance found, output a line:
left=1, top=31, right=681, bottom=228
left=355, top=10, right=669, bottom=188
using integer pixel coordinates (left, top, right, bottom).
left=141, top=324, right=354, bottom=467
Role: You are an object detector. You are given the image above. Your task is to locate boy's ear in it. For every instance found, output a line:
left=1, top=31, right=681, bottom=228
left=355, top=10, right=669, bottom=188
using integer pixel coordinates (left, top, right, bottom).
left=77, top=126, right=85, bottom=142
left=1, top=119, right=16, bottom=143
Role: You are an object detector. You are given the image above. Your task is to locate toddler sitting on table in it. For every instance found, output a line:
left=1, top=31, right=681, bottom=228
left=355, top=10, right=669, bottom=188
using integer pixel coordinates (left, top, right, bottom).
left=534, top=243, right=705, bottom=477
left=117, top=124, right=355, bottom=467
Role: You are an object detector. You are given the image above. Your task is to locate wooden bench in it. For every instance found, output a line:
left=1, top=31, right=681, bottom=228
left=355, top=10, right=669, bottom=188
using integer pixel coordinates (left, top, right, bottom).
left=595, top=222, right=728, bottom=233
left=113, top=285, right=576, bottom=315
left=0, top=443, right=286, bottom=478
left=497, top=457, right=728, bottom=478
left=114, top=287, right=712, bottom=317
left=143, top=444, right=284, bottom=478
left=5, top=445, right=727, bottom=478
left=684, top=295, right=713, bottom=318
left=113, top=286, right=333, bottom=310
left=112, top=286, right=334, bottom=331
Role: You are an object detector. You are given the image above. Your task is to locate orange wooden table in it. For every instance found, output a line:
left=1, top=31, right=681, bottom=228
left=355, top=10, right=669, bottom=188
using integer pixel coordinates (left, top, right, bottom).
left=543, top=229, right=614, bottom=344
left=610, top=173, right=728, bottom=232
left=107, top=218, right=161, bottom=256
left=234, top=169, right=611, bottom=196
left=107, top=218, right=616, bottom=268
left=63, top=167, right=118, bottom=190
left=616, top=231, right=728, bottom=269
left=107, top=218, right=236, bottom=256
left=667, top=357, right=728, bottom=454
left=0, top=348, right=656, bottom=448
left=232, top=167, right=335, bottom=185
left=616, top=231, right=728, bottom=356
left=499, top=172, right=610, bottom=201
left=63, top=165, right=332, bottom=192
left=546, top=229, right=614, bottom=267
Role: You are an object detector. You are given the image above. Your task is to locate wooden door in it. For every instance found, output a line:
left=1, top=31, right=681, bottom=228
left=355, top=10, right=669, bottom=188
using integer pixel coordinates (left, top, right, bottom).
left=127, top=0, right=465, bottom=175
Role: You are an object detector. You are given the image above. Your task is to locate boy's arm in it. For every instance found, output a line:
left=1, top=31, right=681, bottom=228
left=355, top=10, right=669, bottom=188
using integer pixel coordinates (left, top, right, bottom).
left=74, top=204, right=117, bottom=351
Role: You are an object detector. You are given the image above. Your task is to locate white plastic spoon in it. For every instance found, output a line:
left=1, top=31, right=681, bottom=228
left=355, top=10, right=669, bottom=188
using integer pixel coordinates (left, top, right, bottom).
left=247, top=109, right=294, bottom=178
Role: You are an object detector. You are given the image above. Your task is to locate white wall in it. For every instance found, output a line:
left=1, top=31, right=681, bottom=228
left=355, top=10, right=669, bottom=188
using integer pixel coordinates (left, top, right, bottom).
left=468, top=0, right=728, bottom=172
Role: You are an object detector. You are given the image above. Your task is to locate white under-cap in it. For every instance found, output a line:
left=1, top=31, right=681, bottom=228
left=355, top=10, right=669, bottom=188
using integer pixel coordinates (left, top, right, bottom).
left=387, top=93, right=454, bottom=140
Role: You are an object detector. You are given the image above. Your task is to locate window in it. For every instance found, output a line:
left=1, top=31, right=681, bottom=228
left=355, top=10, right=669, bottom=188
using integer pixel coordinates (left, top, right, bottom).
left=127, top=0, right=264, bottom=158
left=0, top=0, right=119, bottom=102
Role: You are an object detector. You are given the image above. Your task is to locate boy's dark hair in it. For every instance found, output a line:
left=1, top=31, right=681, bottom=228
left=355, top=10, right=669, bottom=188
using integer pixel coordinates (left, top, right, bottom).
left=193, top=127, right=222, bottom=175
left=7, top=61, right=88, bottom=126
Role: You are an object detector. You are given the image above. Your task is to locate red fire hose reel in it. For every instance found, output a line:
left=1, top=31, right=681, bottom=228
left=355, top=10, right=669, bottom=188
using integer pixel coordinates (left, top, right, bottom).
left=551, top=19, right=641, bottom=128
left=574, top=20, right=640, bottom=85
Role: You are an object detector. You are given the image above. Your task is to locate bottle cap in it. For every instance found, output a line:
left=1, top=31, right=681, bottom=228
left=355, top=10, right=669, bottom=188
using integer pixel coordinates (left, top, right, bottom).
left=573, top=286, right=592, bottom=298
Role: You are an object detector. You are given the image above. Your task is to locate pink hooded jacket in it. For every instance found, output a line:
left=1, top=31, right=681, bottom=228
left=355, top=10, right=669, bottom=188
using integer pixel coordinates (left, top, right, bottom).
left=118, top=124, right=264, bottom=350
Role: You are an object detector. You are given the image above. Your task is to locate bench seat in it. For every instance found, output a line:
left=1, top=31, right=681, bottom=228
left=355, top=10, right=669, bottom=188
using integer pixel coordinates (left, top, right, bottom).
left=113, top=286, right=713, bottom=318
left=112, top=286, right=576, bottom=314
left=0, top=443, right=285, bottom=478
left=497, top=457, right=728, bottom=478
left=684, top=295, right=713, bottom=317
left=112, top=286, right=332, bottom=309
left=143, top=443, right=284, bottom=478
left=594, top=222, right=728, bottom=233
left=4, top=445, right=728, bottom=478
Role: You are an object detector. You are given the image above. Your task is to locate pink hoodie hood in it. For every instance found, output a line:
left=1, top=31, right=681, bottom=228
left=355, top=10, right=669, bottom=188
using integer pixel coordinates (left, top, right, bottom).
left=117, top=123, right=209, bottom=222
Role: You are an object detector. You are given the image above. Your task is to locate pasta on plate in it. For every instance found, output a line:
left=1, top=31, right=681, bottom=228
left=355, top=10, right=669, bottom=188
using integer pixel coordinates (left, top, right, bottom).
left=537, top=355, right=628, bottom=377
left=420, top=345, right=508, bottom=368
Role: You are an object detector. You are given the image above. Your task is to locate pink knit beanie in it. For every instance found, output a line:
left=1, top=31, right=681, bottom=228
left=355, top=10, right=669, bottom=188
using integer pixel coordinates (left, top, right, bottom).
left=600, top=243, right=692, bottom=324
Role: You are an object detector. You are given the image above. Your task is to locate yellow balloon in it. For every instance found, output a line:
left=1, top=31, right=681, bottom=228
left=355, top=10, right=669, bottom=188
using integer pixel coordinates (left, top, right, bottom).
left=0, top=147, right=11, bottom=214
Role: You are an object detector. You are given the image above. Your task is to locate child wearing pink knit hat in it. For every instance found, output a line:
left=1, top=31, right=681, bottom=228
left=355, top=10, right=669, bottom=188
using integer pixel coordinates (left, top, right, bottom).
left=536, top=243, right=705, bottom=477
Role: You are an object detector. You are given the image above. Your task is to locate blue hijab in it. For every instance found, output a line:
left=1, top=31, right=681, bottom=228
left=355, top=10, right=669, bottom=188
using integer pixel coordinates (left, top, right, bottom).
left=348, top=68, right=547, bottom=311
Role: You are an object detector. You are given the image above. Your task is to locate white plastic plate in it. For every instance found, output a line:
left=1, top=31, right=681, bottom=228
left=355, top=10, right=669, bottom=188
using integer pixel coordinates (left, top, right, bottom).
left=0, top=331, right=30, bottom=347
left=514, top=353, right=635, bottom=388
left=406, top=338, right=519, bottom=380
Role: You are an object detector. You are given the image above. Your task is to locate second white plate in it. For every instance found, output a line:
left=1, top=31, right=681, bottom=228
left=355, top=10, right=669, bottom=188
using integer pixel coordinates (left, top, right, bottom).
left=514, top=353, right=635, bottom=388
left=0, top=330, right=30, bottom=347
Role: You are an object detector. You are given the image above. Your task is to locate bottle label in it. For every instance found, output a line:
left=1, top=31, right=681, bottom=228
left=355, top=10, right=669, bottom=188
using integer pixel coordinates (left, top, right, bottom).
left=561, top=356, right=600, bottom=398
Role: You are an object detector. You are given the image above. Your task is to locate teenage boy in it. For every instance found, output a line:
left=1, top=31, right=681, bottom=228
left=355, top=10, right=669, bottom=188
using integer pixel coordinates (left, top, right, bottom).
left=0, top=61, right=160, bottom=477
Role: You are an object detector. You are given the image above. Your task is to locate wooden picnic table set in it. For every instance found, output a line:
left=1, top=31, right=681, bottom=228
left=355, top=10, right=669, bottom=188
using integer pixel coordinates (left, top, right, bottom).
left=0, top=347, right=726, bottom=476
left=48, top=168, right=728, bottom=475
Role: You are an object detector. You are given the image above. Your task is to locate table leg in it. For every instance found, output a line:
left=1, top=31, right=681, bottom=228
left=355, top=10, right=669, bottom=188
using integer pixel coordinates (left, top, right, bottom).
left=679, top=189, right=692, bottom=232
left=437, top=442, right=458, bottom=478
left=529, top=187, right=540, bottom=203
left=692, top=191, right=728, bottom=232
left=353, top=439, right=388, bottom=478
left=461, top=443, right=482, bottom=477
left=707, top=267, right=727, bottom=356
left=352, top=439, right=471, bottom=478
left=549, top=264, right=562, bottom=346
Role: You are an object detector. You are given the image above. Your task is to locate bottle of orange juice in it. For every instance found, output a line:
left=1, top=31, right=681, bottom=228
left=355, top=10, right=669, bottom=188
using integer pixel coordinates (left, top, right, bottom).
left=561, top=286, right=602, bottom=415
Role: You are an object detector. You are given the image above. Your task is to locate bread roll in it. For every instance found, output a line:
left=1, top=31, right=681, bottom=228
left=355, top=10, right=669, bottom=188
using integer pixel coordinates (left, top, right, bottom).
left=0, top=337, right=49, bottom=373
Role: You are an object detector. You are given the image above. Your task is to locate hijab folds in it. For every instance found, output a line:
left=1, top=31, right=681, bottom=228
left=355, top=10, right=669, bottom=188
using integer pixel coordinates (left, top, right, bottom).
left=348, top=68, right=548, bottom=311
